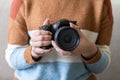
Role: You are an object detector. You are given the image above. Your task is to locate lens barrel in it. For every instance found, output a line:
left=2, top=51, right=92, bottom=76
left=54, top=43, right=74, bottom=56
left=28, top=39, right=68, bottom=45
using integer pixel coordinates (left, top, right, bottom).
left=54, top=26, right=80, bottom=51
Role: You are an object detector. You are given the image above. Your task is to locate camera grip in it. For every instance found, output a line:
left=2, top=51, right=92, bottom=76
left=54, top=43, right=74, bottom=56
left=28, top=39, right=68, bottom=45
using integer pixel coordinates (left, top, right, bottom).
left=39, top=19, right=79, bottom=50
left=39, top=25, right=53, bottom=49
left=40, top=44, right=53, bottom=49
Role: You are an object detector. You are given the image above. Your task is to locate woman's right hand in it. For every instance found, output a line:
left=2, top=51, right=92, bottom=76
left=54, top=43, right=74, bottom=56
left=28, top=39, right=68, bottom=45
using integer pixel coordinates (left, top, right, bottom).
left=30, top=19, right=53, bottom=59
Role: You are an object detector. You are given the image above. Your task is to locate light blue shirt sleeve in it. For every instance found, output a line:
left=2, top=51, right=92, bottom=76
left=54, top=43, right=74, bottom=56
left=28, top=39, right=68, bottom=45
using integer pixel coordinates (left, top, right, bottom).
left=10, top=47, right=33, bottom=69
left=85, top=52, right=110, bottom=74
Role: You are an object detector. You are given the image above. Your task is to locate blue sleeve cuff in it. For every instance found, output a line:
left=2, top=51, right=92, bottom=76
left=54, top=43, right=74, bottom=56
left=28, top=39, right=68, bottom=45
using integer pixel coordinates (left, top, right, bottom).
left=85, top=52, right=110, bottom=73
left=10, top=47, right=32, bottom=69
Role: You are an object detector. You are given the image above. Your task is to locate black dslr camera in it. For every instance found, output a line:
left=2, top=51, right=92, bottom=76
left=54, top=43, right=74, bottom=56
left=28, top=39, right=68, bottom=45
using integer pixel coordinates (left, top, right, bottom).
left=40, top=19, right=80, bottom=51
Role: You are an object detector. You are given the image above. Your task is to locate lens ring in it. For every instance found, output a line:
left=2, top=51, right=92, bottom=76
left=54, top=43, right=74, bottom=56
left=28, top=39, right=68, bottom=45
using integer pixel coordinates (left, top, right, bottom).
left=54, top=26, right=80, bottom=51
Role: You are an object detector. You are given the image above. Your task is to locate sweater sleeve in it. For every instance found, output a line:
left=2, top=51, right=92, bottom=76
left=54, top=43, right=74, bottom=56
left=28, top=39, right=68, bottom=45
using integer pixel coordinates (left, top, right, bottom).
left=5, top=0, right=37, bottom=69
left=81, top=0, right=113, bottom=74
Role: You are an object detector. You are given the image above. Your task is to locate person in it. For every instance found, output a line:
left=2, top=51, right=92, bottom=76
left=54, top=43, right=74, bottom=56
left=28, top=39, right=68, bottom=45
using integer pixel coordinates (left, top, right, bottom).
left=5, top=0, right=113, bottom=80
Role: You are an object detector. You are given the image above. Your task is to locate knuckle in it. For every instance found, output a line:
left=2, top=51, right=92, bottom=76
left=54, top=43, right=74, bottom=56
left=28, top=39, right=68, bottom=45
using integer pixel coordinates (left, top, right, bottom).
left=40, top=36, right=44, bottom=40
left=48, top=42, right=52, bottom=45
left=39, top=42, right=43, bottom=46
left=49, top=36, right=52, bottom=40
left=47, top=31, right=51, bottom=35
left=35, top=48, right=41, bottom=54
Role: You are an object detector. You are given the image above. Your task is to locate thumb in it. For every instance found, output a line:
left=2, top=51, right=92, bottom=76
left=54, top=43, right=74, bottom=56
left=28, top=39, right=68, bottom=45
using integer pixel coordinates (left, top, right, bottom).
left=52, top=41, right=61, bottom=51
left=43, top=18, right=50, bottom=25
left=52, top=41, right=58, bottom=49
left=70, top=23, right=80, bottom=30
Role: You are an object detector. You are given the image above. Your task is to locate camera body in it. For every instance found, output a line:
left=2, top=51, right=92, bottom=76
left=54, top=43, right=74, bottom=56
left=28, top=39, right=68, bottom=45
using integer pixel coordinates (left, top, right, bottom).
left=40, top=19, right=80, bottom=51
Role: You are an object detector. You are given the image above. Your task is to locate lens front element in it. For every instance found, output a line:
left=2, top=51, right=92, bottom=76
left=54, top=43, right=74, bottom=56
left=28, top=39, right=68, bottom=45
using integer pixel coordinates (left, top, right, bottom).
left=54, top=26, right=80, bottom=51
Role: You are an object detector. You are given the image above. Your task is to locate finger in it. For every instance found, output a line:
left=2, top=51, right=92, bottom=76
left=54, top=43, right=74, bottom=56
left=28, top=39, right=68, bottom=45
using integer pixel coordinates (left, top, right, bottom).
left=52, top=41, right=60, bottom=50
left=43, top=18, right=50, bottom=25
left=32, top=30, right=41, bottom=36
left=31, top=41, right=52, bottom=47
left=51, top=41, right=63, bottom=52
left=52, top=41, right=70, bottom=55
left=70, top=23, right=83, bottom=36
left=39, top=30, right=52, bottom=35
left=70, top=23, right=80, bottom=30
left=33, top=30, right=52, bottom=36
left=31, top=35, right=52, bottom=42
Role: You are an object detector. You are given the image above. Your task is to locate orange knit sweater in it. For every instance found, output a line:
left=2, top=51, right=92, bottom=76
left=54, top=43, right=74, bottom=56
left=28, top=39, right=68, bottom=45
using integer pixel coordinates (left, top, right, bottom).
left=6, top=0, right=113, bottom=80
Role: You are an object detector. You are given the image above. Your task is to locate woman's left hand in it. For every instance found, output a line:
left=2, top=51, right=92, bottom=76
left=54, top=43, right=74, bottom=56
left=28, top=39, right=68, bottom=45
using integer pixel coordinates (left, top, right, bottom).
left=52, top=23, right=97, bottom=59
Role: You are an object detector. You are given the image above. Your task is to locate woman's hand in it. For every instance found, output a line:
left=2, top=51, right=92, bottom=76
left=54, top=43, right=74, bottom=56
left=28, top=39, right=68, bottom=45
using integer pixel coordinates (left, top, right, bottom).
left=52, top=23, right=97, bottom=60
left=30, top=19, right=53, bottom=59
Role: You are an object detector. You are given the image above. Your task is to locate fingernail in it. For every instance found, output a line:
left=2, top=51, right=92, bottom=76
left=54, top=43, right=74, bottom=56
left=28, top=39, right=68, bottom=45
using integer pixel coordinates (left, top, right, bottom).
left=51, top=41, right=55, bottom=46
left=70, top=22, right=74, bottom=27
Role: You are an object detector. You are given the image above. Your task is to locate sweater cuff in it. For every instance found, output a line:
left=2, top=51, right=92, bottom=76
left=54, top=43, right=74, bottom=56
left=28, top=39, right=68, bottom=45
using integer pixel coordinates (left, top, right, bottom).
left=24, top=46, right=41, bottom=64
left=81, top=49, right=101, bottom=64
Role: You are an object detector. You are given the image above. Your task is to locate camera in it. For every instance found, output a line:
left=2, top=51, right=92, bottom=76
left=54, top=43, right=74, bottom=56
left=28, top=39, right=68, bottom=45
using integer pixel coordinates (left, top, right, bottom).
left=39, top=19, right=80, bottom=51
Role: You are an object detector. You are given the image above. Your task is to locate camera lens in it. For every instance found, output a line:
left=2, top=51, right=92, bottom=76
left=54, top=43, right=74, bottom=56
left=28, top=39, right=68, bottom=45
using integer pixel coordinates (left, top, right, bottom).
left=62, top=34, right=72, bottom=43
left=54, top=26, right=80, bottom=51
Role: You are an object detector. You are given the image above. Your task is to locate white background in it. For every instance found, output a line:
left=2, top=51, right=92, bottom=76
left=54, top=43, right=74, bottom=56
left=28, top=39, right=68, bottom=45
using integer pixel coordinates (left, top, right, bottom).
left=0, top=0, right=120, bottom=80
